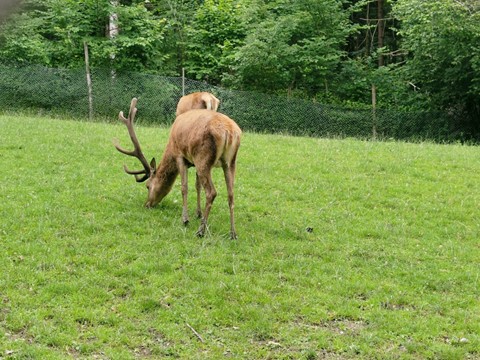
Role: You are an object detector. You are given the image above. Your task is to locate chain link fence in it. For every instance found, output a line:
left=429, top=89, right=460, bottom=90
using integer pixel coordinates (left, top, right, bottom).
left=0, top=63, right=468, bottom=142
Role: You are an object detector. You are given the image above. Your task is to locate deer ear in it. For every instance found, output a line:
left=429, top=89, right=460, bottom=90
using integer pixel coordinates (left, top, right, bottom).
left=150, top=158, right=156, bottom=171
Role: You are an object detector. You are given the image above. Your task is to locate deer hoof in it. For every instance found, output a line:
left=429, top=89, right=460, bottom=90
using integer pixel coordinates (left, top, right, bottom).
left=196, top=224, right=206, bottom=237
left=183, top=218, right=189, bottom=226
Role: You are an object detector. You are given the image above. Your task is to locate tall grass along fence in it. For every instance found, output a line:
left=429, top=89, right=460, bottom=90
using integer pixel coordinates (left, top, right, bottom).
left=0, top=63, right=468, bottom=142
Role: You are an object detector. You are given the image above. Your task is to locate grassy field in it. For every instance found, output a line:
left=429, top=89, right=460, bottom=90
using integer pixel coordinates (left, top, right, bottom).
left=0, top=114, right=479, bottom=359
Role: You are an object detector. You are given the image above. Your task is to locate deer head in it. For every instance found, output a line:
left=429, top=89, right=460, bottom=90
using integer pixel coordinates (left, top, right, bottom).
left=113, top=98, right=170, bottom=207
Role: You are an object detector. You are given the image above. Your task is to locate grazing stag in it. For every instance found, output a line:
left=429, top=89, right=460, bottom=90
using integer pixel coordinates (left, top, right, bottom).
left=176, top=92, right=220, bottom=116
left=114, top=98, right=241, bottom=239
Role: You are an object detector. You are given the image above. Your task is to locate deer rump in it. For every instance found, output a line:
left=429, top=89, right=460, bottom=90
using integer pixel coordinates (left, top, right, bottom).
left=163, top=110, right=241, bottom=239
left=169, top=110, right=240, bottom=169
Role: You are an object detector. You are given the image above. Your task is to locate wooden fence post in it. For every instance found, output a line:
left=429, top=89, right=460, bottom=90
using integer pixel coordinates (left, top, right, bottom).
left=182, top=67, right=185, bottom=96
left=372, top=84, right=378, bottom=139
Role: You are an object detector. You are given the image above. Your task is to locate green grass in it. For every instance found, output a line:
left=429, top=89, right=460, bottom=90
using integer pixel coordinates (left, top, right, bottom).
left=0, top=114, right=479, bottom=359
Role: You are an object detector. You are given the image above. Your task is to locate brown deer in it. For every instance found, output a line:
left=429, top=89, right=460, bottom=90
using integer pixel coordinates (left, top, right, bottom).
left=176, top=92, right=220, bottom=116
left=114, top=98, right=241, bottom=239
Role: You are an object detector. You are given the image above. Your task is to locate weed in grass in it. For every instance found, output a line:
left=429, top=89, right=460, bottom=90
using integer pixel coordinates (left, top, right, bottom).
left=1, top=115, right=479, bottom=359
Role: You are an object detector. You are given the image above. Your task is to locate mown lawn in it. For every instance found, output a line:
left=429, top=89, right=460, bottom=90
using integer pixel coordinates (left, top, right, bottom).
left=0, top=114, right=479, bottom=359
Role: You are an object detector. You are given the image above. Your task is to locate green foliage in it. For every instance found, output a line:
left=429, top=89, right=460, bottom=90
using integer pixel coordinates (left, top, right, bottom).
left=228, top=0, right=351, bottom=95
left=1, top=115, right=480, bottom=358
left=0, top=0, right=107, bottom=67
left=184, top=0, right=246, bottom=84
left=104, top=3, right=167, bottom=71
left=0, top=0, right=167, bottom=71
left=150, top=0, right=201, bottom=75
left=1, top=0, right=480, bottom=125
left=0, top=11, right=51, bottom=64
left=392, top=0, right=480, bottom=134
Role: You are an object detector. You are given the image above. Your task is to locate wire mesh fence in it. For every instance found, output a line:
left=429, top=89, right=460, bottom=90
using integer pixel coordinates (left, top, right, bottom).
left=0, top=63, right=467, bottom=142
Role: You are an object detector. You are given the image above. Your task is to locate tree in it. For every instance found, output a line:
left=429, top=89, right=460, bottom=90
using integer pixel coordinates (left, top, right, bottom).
left=229, top=0, right=353, bottom=97
left=393, top=0, right=480, bottom=135
left=101, top=2, right=166, bottom=71
left=184, top=0, right=246, bottom=84
left=147, top=0, right=201, bottom=75
left=0, top=0, right=167, bottom=71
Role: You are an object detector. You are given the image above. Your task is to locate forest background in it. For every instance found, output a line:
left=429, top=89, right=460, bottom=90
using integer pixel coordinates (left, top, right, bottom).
left=0, top=0, right=479, bottom=137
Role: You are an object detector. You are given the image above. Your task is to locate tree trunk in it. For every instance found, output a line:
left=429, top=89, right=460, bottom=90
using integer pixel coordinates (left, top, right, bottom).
left=109, top=0, right=118, bottom=77
left=108, top=1, right=119, bottom=40
left=377, top=0, right=385, bottom=67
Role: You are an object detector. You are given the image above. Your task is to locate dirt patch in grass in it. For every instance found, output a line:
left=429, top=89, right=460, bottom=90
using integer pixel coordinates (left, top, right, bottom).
left=296, top=317, right=368, bottom=336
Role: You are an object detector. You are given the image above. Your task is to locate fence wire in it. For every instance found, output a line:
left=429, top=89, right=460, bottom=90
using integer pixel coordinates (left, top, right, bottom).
left=0, top=64, right=466, bottom=142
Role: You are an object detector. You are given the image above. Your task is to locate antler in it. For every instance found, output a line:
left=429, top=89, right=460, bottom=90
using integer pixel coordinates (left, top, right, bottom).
left=113, top=98, right=152, bottom=182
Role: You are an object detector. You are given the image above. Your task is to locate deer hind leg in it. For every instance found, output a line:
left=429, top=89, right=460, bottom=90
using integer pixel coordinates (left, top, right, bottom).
left=196, top=170, right=217, bottom=238
left=195, top=172, right=202, bottom=219
left=177, top=158, right=190, bottom=225
left=223, top=160, right=237, bottom=240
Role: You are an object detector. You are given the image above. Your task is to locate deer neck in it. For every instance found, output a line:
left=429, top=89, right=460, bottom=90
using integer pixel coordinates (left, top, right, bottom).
left=154, top=150, right=179, bottom=196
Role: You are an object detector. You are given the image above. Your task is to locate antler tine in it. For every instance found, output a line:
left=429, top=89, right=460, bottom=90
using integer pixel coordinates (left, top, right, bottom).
left=118, top=98, right=138, bottom=124
left=122, top=164, right=149, bottom=182
left=128, top=97, right=138, bottom=119
left=114, top=98, right=152, bottom=182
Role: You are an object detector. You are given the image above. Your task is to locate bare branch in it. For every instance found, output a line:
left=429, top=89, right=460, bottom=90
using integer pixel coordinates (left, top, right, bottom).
left=186, top=323, right=204, bottom=343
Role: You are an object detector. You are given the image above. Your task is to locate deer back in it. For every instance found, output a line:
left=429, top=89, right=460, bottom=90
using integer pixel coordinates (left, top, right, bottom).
left=167, top=109, right=241, bottom=169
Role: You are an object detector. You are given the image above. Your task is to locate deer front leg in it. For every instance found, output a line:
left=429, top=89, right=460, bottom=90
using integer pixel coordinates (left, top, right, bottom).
left=196, top=171, right=217, bottom=238
left=177, top=159, right=189, bottom=225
